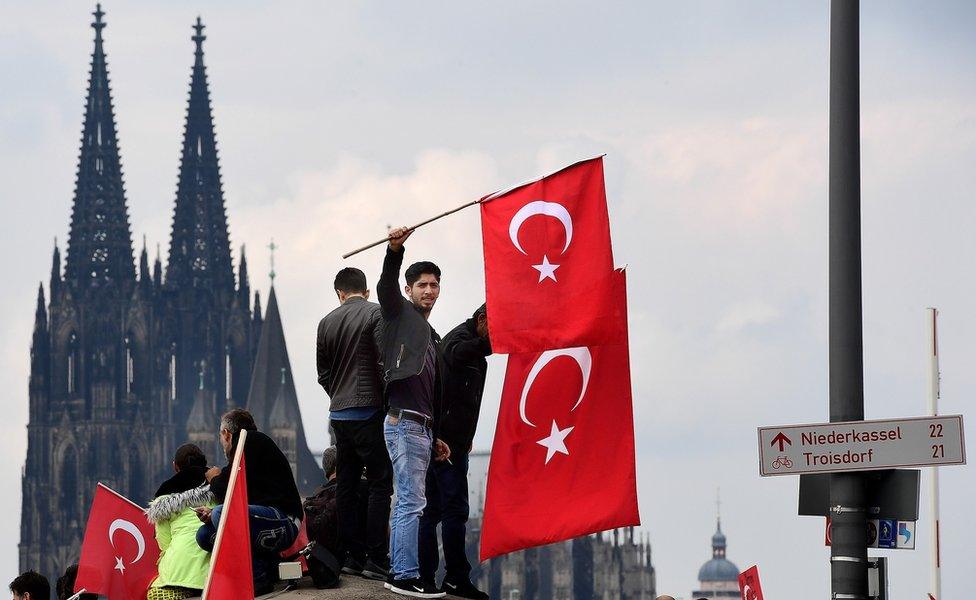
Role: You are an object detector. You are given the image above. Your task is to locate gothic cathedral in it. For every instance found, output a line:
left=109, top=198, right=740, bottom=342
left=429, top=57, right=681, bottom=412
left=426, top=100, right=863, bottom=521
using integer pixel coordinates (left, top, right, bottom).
left=19, top=6, right=322, bottom=581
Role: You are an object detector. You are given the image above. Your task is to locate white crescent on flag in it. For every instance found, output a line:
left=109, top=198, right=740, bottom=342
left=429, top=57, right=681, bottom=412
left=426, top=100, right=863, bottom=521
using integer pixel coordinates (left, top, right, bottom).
left=518, top=346, right=592, bottom=427
left=108, top=518, right=146, bottom=563
left=508, top=201, right=574, bottom=255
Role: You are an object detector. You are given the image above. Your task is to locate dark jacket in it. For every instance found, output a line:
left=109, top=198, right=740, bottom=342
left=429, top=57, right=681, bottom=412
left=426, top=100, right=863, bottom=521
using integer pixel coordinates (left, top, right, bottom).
left=377, top=247, right=439, bottom=384
left=376, top=246, right=444, bottom=428
left=210, top=430, right=303, bottom=520
left=316, top=296, right=384, bottom=412
left=438, top=318, right=492, bottom=456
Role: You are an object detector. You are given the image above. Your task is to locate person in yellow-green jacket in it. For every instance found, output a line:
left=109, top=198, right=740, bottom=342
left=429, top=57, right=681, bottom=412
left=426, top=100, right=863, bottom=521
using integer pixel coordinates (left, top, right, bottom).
left=146, top=444, right=216, bottom=600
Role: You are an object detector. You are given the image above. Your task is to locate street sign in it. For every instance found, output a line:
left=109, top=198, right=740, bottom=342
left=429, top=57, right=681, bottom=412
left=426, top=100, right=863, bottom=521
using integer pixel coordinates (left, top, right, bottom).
left=825, top=517, right=917, bottom=550
left=896, top=521, right=915, bottom=549
left=878, top=519, right=896, bottom=548
left=758, top=414, right=965, bottom=476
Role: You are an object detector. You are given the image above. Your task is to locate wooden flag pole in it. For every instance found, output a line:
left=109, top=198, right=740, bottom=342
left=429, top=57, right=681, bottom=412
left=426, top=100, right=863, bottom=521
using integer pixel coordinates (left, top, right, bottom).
left=340, top=154, right=606, bottom=260
left=341, top=198, right=484, bottom=259
left=202, top=429, right=248, bottom=600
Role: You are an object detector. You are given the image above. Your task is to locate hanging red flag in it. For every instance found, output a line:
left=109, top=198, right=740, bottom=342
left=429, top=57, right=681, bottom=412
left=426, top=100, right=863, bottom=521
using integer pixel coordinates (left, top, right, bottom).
left=738, top=565, right=766, bottom=600
left=203, top=430, right=254, bottom=600
left=480, top=270, right=638, bottom=560
left=480, top=156, right=623, bottom=354
left=75, top=483, right=160, bottom=599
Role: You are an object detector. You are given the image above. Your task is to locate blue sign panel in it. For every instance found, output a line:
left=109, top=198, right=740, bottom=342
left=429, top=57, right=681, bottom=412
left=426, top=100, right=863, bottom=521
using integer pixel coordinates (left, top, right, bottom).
left=878, top=519, right=897, bottom=549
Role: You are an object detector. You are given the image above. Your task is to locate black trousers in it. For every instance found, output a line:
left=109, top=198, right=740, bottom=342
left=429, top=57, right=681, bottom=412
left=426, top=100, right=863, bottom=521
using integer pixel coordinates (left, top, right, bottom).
left=332, top=411, right=393, bottom=567
left=418, top=451, right=471, bottom=583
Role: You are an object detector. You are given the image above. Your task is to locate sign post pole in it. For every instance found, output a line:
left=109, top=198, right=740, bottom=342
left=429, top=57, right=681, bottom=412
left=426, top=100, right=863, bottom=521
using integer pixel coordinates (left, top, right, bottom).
left=827, top=0, right=868, bottom=596
left=927, top=308, right=941, bottom=600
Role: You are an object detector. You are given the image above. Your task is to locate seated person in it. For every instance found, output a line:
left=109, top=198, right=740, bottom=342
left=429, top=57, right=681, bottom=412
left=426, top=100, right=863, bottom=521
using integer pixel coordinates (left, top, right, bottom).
left=55, top=564, right=97, bottom=600
left=304, top=446, right=339, bottom=554
left=147, top=444, right=216, bottom=600
left=8, top=571, right=49, bottom=600
left=196, top=409, right=303, bottom=595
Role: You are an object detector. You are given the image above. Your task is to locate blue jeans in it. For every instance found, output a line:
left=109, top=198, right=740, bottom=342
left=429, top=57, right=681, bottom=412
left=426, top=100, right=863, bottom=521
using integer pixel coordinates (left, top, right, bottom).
left=384, top=414, right=433, bottom=581
left=196, top=504, right=299, bottom=588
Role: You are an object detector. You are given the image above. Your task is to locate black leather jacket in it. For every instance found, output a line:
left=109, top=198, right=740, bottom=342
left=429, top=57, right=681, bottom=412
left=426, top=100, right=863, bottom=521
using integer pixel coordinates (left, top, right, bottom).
left=316, top=296, right=384, bottom=412
left=376, top=246, right=441, bottom=385
left=438, top=318, right=492, bottom=456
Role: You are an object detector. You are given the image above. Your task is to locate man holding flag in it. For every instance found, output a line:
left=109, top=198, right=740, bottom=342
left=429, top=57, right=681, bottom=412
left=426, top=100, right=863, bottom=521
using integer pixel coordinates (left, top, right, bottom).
left=377, top=227, right=451, bottom=598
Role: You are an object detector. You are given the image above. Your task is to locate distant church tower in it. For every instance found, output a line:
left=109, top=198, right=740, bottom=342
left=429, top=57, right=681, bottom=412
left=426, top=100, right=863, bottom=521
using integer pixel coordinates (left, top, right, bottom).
left=691, top=505, right=740, bottom=599
left=18, top=5, right=176, bottom=577
left=20, top=7, right=322, bottom=583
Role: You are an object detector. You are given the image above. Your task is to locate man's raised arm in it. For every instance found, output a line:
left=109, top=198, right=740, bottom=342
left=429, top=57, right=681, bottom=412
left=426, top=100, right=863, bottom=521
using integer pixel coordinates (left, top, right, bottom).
left=377, top=226, right=412, bottom=319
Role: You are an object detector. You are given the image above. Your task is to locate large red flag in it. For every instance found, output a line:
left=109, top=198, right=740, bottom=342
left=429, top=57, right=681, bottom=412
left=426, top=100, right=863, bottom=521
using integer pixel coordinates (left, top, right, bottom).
left=481, top=156, right=623, bottom=354
left=480, top=270, right=638, bottom=560
left=75, top=483, right=160, bottom=599
left=203, top=430, right=253, bottom=600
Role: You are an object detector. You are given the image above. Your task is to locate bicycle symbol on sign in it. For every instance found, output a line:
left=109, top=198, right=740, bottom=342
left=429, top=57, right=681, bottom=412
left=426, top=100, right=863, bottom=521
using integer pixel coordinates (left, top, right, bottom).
left=771, top=455, right=793, bottom=470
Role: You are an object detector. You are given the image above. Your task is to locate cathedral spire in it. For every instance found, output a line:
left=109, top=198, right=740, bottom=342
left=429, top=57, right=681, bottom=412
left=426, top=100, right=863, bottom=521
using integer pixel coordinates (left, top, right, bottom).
left=50, top=240, right=61, bottom=298
left=64, top=4, right=136, bottom=288
left=237, top=245, right=250, bottom=305
left=152, top=243, right=162, bottom=288
left=33, top=283, right=48, bottom=338
left=166, top=16, right=234, bottom=292
left=139, top=235, right=151, bottom=286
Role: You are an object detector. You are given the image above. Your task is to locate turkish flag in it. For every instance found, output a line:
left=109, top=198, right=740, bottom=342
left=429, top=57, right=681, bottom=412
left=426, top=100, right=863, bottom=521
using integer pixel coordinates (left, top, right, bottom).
left=481, top=156, right=622, bottom=354
left=738, top=565, right=765, bottom=600
left=75, top=483, right=160, bottom=599
left=480, top=270, right=638, bottom=560
left=203, top=431, right=254, bottom=600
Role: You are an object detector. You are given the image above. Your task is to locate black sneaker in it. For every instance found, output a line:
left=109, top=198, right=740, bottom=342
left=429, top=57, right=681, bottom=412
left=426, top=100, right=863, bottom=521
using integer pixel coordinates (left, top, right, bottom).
left=341, top=556, right=365, bottom=576
left=441, top=578, right=489, bottom=600
left=389, top=576, right=447, bottom=598
left=362, top=559, right=390, bottom=581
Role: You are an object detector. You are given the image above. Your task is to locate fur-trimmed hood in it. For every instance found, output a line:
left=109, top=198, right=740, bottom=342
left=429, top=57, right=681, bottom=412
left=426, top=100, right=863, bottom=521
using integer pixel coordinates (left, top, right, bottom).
left=147, top=484, right=215, bottom=524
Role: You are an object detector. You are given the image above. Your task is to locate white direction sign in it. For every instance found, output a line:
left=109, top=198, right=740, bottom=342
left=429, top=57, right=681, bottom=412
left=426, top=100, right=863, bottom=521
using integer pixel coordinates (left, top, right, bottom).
left=758, top=415, right=966, bottom=477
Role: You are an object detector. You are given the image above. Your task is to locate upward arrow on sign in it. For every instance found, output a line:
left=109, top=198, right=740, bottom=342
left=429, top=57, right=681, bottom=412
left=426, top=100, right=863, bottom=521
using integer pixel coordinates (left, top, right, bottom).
left=771, top=432, right=792, bottom=452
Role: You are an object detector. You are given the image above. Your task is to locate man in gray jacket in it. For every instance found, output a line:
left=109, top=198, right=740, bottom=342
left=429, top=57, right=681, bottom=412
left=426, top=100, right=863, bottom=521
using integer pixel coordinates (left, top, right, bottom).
left=316, top=267, right=392, bottom=580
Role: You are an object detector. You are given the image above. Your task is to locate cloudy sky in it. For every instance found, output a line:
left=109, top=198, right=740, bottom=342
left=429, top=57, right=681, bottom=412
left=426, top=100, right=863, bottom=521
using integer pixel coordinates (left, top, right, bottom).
left=2, top=1, right=974, bottom=597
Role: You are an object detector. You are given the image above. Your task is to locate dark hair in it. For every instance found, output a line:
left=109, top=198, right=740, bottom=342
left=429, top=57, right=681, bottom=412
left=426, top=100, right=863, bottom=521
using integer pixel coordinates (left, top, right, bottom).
left=174, top=443, right=207, bottom=471
left=404, top=261, right=441, bottom=287
left=321, top=446, right=337, bottom=478
left=473, top=303, right=487, bottom=320
left=55, top=565, right=96, bottom=600
left=220, top=408, right=257, bottom=437
left=10, top=570, right=50, bottom=599
left=334, top=267, right=367, bottom=294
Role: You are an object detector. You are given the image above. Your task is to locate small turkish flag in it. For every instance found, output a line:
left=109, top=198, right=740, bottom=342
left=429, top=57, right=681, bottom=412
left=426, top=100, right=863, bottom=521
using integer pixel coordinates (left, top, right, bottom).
left=75, top=483, right=160, bottom=599
left=481, top=156, right=622, bottom=354
left=738, top=565, right=765, bottom=600
left=480, top=270, right=638, bottom=560
left=203, top=430, right=254, bottom=600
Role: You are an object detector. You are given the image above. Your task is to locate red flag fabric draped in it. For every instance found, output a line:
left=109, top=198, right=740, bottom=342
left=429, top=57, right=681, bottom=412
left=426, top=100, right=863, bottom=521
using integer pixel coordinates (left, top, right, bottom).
left=738, top=565, right=766, bottom=600
left=481, top=156, right=622, bottom=354
left=203, top=430, right=253, bottom=600
left=75, top=483, right=160, bottom=599
left=480, top=270, right=639, bottom=560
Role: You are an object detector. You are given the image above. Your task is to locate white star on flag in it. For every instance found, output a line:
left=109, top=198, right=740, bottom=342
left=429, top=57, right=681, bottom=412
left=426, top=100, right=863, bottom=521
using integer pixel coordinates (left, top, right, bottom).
left=114, top=556, right=126, bottom=574
left=536, top=419, right=574, bottom=464
left=532, top=255, right=560, bottom=282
